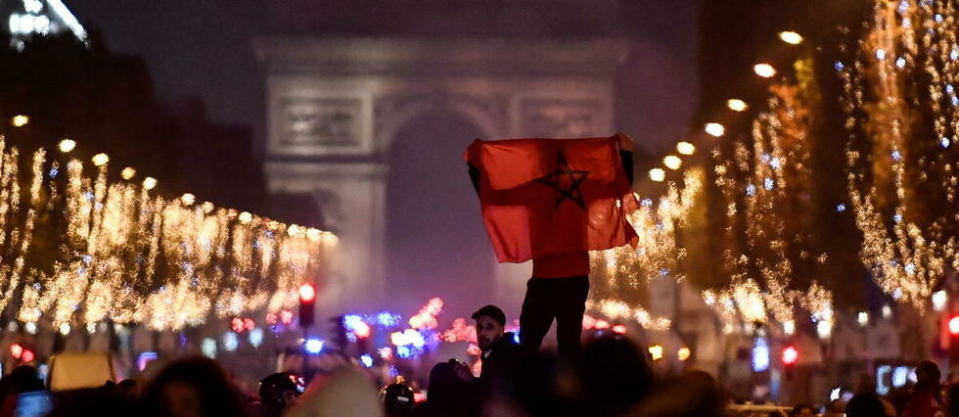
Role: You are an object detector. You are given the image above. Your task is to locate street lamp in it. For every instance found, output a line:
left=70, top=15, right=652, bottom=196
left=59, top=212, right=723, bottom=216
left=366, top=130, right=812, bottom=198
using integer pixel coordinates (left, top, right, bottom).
left=57, top=139, right=76, bottom=153
left=677, top=141, right=696, bottom=155
left=648, top=344, right=664, bottom=361
left=91, top=153, right=109, bottom=167
left=663, top=155, right=682, bottom=170
left=727, top=99, right=748, bottom=112
left=121, top=167, right=136, bottom=180
left=649, top=168, right=666, bottom=182
left=11, top=115, right=28, bottom=127
left=143, top=177, right=157, bottom=190
left=705, top=122, right=726, bottom=137
left=779, top=31, right=804, bottom=45
left=754, top=63, right=777, bottom=78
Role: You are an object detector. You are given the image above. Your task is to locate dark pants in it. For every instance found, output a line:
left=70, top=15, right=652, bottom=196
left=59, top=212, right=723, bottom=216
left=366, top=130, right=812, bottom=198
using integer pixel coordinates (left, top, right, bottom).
left=519, top=276, right=589, bottom=359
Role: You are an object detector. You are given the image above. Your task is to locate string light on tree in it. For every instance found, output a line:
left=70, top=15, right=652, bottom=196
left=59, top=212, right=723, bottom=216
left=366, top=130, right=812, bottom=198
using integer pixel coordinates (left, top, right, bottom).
left=0, top=136, right=336, bottom=331
left=180, top=193, right=196, bottom=206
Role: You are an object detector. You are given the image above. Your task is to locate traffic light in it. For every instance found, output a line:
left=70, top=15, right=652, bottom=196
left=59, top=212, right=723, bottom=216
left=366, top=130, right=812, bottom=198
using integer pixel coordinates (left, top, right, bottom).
left=947, top=315, right=959, bottom=362
left=10, top=343, right=34, bottom=364
left=782, top=345, right=799, bottom=367
left=299, top=283, right=316, bottom=329
left=949, top=315, right=959, bottom=335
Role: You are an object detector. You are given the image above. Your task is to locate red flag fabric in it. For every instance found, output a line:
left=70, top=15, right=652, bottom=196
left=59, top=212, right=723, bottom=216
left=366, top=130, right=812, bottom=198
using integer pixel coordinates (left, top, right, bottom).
left=465, top=136, right=638, bottom=263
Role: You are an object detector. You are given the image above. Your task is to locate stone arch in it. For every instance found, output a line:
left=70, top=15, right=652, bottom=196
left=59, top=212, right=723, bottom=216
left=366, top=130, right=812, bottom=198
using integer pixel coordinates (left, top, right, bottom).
left=256, top=37, right=625, bottom=314
left=384, top=109, right=495, bottom=316
left=374, top=94, right=507, bottom=153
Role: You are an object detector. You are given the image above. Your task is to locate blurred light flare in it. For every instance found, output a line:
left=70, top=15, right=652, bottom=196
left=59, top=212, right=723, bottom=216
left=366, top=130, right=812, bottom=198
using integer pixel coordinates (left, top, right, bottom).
left=648, top=168, right=666, bottom=182
left=676, top=141, right=696, bottom=155
left=91, top=153, right=109, bottom=167
left=782, top=345, right=798, bottom=365
left=58, top=139, right=76, bottom=153
left=779, top=31, right=804, bottom=45
left=933, top=290, right=948, bottom=312
left=663, top=155, right=682, bottom=170
left=754, top=63, right=777, bottom=78
left=305, top=338, right=324, bottom=354
left=705, top=122, right=726, bottom=137
left=727, top=99, right=748, bottom=112
left=648, top=344, right=664, bottom=361
left=11, top=115, right=28, bottom=127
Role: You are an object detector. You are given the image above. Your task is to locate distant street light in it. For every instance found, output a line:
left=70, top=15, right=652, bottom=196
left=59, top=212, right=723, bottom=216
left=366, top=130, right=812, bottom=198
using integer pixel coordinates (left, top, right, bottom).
left=754, top=63, right=777, bottom=78
left=58, top=139, right=76, bottom=153
left=92, top=153, right=109, bottom=167
left=677, top=141, right=696, bottom=155
left=649, top=168, right=666, bottom=182
left=11, top=115, right=29, bottom=127
left=779, top=31, right=804, bottom=45
left=727, top=99, right=748, bottom=112
left=121, top=167, right=136, bottom=180
left=648, top=344, right=664, bottom=361
left=663, top=155, right=682, bottom=170
left=705, top=122, right=726, bottom=137
left=143, top=177, right=157, bottom=190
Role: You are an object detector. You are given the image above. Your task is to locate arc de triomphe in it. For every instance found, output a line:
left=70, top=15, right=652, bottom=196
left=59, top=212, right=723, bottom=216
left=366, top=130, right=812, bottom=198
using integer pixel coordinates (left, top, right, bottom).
left=255, top=37, right=626, bottom=317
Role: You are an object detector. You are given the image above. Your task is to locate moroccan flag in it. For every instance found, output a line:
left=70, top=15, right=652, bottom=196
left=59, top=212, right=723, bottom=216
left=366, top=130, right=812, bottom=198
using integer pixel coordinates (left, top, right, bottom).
left=464, top=136, right=638, bottom=263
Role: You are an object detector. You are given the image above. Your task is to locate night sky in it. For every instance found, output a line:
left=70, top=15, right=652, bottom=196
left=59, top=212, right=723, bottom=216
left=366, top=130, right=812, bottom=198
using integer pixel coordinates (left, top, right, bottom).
left=69, top=0, right=699, bottom=154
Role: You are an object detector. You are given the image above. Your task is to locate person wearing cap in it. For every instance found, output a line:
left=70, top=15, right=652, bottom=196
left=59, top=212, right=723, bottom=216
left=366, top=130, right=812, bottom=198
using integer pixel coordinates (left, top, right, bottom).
left=451, top=305, right=522, bottom=400
left=259, top=372, right=304, bottom=417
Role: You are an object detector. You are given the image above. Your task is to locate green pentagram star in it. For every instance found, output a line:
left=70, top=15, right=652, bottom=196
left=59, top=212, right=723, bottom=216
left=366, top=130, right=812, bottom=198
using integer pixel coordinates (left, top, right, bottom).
left=534, top=152, right=590, bottom=209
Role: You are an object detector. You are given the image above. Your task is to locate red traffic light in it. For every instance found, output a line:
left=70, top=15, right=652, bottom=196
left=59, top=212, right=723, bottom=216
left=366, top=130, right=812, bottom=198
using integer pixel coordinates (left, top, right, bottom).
left=782, top=345, right=799, bottom=366
left=949, top=316, right=959, bottom=335
left=299, top=284, right=316, bottom=302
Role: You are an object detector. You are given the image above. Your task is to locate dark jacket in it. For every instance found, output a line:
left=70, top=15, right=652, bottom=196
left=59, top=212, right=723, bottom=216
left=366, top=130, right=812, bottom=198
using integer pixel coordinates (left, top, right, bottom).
left=477, top=332, right=523, bottom=398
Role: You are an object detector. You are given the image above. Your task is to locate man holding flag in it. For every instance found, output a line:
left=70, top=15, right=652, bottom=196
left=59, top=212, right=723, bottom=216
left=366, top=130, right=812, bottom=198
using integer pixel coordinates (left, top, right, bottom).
left=465, top=133, right=637, bottom=358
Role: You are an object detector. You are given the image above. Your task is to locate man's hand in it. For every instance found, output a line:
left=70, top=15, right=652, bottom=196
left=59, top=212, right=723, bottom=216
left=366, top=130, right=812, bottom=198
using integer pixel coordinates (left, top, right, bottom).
left=616, top=132, right=635, bottom=151
left=452, top=361, right=474, bottom=381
